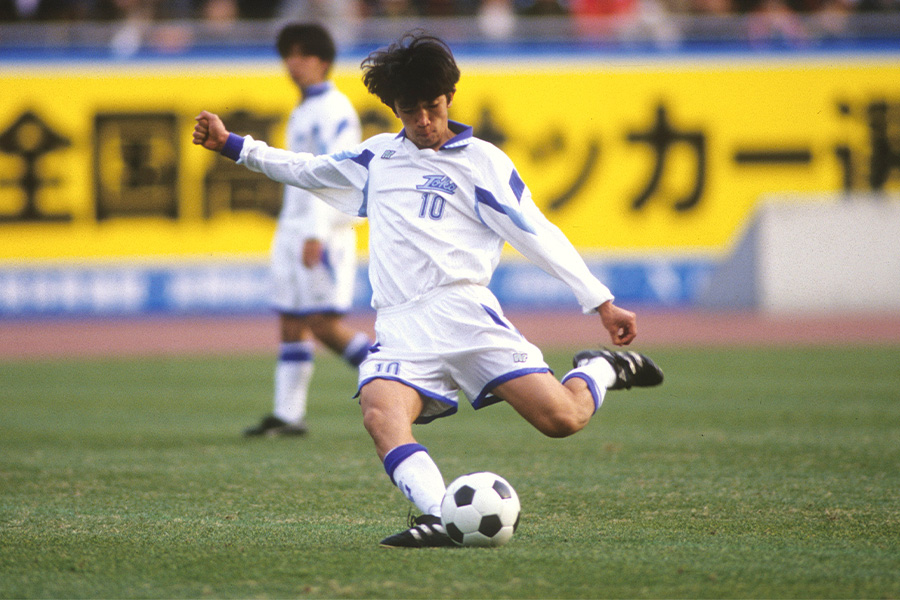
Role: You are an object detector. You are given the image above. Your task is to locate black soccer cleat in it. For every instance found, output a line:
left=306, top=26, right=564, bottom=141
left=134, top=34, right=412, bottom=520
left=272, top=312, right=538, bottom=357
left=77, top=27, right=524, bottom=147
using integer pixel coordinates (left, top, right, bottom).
left=379, top=514, right=456, bottom=548
left=573, top=349, right=664, bottom=391
left=242, top=414, right=308, bottom=437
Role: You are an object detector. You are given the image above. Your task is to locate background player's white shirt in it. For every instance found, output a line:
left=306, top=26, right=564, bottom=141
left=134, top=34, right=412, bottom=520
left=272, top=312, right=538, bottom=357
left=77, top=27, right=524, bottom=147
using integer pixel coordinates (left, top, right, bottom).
left=238, top=121, right=614, bottom=313
left=279, top=81, right=361, bottom=239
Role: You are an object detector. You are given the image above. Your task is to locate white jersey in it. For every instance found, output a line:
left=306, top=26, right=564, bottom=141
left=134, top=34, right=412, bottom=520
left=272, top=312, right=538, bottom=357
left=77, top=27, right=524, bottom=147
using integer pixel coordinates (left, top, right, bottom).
left=278, top=81, right=361, bottom=238
left=230, top=121, right=613, bottom=313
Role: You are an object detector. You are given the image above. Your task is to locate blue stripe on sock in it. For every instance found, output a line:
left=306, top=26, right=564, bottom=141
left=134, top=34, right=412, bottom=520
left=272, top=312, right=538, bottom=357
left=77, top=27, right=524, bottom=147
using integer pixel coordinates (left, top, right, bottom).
left=279, top=342, right=314, bottom=362
left=383, top=443, right=428, bottom=485
left=561, top=372, right=601, bottom=414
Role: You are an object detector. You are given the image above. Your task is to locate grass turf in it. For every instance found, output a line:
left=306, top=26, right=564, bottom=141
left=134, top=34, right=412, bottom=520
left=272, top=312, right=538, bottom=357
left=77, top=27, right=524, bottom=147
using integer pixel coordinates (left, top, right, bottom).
left=1, top=346, right=898, bottom=598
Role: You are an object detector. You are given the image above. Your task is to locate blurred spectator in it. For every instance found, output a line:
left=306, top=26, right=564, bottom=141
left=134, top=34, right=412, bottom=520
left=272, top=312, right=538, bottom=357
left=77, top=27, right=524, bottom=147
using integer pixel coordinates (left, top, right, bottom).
left=237, top=0, right=279, bottom=18
left=362, top=0, right=420, bottom=15
left=857, top=0, right=899, bottom=10
left=747, top=0, right=808, bottom=44
left=360, top=0, right=480, bottom=15
left=0, top=0, right=91, bottom=20
left=625, top=0, right=680, bottom=46
left=688, top=0, right=735, bottom=14
left=383, top=0, right=418, bottom=15
left=814, top=0, right=853, bottom=36
left=420, top=0, right=463, bottom=14
left=478, top=0, right=516, bottom=37
left=200, top=0, right=237, bottom=29
left=517, top=0, right=569, bottom=14
left=280, top=0, right=359, bottom=20
left=570, top=0, right=639, bottom=19
left=568, top=0, right=636, bottom=36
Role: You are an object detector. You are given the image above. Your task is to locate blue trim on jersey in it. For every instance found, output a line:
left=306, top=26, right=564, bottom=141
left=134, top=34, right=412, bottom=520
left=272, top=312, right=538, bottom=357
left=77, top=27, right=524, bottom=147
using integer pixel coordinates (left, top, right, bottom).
left=395, top=121, right=473, bottom=150
left=310, top=124, right=327, bottom=155
left=480, top=304, right=510, bottom=329
left=359, top=179, right=369, bottom=217
left=330, top=149, right=373, bottom=217
left=349, top=149, right=374, bottom=168
left=561, top=371, right=602, bottom=413
left=383, top=443, right=428, bottom=484
left=335, top=118, right=350, bottom=138
left=509, top=170, right=525, bottom=203
left=321, top=247, right=335, bottom=279
left=472, top=367, right=553, bottom=410
left=474, top=186, right=536, bottom=234
left=221, top=133, right=244, bottom=161
left=302, top=81, right=331, bottom=100
left=441, top=121, right=473, bottom=149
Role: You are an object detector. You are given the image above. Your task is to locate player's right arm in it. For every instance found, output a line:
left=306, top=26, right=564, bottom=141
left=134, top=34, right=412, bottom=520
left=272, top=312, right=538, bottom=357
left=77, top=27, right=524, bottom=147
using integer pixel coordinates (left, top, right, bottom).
left=192, top=110, right=369, bottom=217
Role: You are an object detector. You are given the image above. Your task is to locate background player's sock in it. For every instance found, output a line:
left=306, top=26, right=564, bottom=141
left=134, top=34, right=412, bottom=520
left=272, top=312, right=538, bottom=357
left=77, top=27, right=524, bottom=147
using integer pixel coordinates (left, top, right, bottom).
left=342, top=332, right=372, bottom=367
left=383, top=443, right=446, bottom=517
left=272, top=341, right=315, bottom=424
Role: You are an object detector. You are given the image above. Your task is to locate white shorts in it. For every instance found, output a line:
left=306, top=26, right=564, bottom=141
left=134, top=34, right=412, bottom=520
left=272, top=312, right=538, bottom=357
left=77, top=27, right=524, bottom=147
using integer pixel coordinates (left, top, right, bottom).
left=270, top=225, right=357, bottom=316
left=357, top=283, right=550, bottom=423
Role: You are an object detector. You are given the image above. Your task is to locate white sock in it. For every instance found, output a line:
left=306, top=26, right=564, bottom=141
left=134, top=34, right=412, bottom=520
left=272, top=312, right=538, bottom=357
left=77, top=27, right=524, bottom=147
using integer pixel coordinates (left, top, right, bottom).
left=561, top=357, right=616, bottom=413
left=272, top=341, right=315, bottom=424
left=383, top=444, right=445, bottom=517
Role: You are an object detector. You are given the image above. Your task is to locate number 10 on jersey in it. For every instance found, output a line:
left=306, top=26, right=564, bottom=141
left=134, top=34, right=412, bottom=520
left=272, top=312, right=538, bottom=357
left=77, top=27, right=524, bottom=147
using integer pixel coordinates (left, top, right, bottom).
left=419, top=193, right=446, bottom=220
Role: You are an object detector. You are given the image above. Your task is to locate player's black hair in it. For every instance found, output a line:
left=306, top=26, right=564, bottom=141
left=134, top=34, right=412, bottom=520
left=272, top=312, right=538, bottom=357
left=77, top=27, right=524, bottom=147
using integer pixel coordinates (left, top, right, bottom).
left=361, top=31, right=460, bottom=112
left=276, top=23, right=336, bottom=64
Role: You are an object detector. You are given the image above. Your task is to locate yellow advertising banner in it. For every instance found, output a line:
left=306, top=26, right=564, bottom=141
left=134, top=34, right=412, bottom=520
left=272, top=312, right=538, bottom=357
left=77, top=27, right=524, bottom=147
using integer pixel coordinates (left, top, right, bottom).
left=1, top=56, right=898, bottom=260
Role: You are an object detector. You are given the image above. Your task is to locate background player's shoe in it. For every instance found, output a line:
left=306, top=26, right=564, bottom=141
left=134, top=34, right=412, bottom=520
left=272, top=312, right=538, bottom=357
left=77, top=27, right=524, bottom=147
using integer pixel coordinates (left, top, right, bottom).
left=242, top=414, right=308, bottom=437
left=379, top=514, right=455, bottom=548
left=573, top=349, right=664, bottom=390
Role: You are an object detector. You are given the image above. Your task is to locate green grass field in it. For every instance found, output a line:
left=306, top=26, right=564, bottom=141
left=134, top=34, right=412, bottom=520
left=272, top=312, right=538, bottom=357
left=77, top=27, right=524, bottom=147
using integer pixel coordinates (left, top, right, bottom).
left=2, top=346, right=899, bottom=599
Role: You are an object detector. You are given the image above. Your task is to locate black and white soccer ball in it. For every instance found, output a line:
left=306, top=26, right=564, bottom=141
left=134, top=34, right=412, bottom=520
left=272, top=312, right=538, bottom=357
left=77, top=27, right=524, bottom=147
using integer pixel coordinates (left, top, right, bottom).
left=440, top=472, right=520, bottom=547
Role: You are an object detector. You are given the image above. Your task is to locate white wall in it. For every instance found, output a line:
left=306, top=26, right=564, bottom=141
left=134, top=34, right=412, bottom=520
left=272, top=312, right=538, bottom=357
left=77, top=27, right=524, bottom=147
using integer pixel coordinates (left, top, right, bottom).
left=757, top=197, right=900, bottom=314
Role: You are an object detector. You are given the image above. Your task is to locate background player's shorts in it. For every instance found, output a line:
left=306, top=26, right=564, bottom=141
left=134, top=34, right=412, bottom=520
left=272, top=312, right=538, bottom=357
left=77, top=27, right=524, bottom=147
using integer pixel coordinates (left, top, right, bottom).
left=357, top=283, right=550, bottom=423
left=270, top=225, right=357, bottom=315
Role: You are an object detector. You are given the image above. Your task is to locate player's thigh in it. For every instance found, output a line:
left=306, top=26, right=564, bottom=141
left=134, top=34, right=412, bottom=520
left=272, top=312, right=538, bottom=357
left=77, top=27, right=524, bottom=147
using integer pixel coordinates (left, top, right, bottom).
left=279, top=312, right=312, bottom=342
left=492, top=371, right=588, bottom=437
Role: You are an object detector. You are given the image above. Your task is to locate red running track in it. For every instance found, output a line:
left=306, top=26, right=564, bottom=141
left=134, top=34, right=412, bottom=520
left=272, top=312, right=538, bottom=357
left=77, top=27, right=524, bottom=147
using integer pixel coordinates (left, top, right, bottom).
left=3, top=310, right=900, bottom=360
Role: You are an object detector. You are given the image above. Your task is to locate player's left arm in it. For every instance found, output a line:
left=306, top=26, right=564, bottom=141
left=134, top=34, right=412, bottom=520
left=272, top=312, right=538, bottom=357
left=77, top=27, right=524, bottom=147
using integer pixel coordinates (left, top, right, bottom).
left=473, top=162, right=608, bottom=309
left=472, top=148, right=635, bottom=345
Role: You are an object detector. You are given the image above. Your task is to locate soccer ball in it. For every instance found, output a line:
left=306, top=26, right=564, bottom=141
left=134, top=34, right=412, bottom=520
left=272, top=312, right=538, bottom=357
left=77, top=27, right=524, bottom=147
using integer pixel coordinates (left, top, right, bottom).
left=440, top=472, right=520, bottom=547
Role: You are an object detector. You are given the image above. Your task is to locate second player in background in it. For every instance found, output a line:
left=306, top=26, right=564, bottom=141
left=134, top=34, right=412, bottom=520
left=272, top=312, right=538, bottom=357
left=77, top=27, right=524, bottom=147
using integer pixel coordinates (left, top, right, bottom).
left=243, top=23, right=373, bottom=437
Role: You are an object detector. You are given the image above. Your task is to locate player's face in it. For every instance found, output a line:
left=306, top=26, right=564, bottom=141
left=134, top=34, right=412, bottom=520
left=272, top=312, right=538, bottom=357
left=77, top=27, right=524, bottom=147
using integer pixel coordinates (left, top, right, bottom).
left=284, top=49, right=329, bottom=92
left=395, top=93, right=454, bottom=151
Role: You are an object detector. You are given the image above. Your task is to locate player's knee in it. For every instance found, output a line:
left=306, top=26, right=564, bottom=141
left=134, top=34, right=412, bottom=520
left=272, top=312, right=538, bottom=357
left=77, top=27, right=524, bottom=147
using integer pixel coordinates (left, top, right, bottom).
left=361, top=402, right=388, bottom=437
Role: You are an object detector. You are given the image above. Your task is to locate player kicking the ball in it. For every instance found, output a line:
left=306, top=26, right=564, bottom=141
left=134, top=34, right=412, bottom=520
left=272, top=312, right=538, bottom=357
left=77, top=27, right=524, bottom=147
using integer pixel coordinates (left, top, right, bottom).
left=193, top=31, right=663, bottom=548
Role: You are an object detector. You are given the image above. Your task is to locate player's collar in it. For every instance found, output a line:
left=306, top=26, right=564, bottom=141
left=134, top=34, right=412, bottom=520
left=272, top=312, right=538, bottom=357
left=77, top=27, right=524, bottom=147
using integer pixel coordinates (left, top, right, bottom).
left=302, top=81, right=332, bottom=101
left=395, top=121, right=473, bottom=151
left=442, top=121, right=473, bottom=149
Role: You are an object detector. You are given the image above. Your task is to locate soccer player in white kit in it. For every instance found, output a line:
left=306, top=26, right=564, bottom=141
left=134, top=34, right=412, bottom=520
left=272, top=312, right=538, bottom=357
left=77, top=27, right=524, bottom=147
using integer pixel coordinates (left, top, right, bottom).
left=242, top=24, right=373, bottom=438
left=194, top=32, right=663, bottom=546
